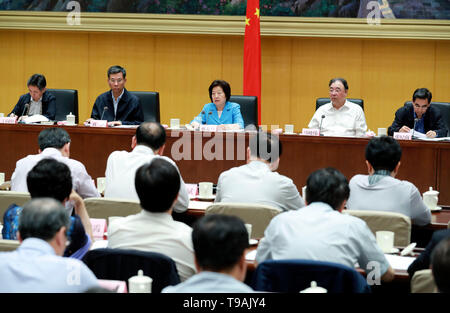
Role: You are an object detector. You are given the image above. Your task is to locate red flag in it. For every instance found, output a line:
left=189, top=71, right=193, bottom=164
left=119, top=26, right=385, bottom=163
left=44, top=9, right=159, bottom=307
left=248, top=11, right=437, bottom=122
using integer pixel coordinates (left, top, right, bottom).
left=244, top=0, right=261, bottom=126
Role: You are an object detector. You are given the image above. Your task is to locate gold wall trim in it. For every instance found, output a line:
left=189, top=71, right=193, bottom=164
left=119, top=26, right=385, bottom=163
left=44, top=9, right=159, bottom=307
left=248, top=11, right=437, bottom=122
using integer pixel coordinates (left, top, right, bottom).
left=0, top=11, right=449, bottom=40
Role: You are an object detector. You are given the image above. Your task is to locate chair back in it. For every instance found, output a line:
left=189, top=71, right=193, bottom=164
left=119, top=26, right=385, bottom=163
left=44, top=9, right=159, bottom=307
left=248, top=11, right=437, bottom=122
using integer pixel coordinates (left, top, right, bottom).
left=316, top=98, right=364, bottom=111
left=0, top=191, right=31, bottom=219
left=343, top=210, right=411, bottom=246
left=229, top=95, right=258, bottom=128
left=205, top=203, right=281, bottom=238
left=410, top=269, right=437, bottom=293
left=82, top=248, right=180, bottom=293
left=47, top=89, right=79, bottom=123
left=404, top=101, right=450, bottom=136
left=252, top=259, right=370, bottom=293
left=0, top=239, right=20, bottom=252
left=129, top=91, right=160, bottom=122
left=84, top=197, right=141, bottom=221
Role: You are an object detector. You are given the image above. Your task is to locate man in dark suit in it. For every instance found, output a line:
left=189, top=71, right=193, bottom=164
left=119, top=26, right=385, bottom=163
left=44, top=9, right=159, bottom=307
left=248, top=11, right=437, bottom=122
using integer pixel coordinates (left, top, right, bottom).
left=9, top=74, right=56, bottom=121
left=86, top=65, right=143, bottom=126
left=388, top=88, right=447, bottom=138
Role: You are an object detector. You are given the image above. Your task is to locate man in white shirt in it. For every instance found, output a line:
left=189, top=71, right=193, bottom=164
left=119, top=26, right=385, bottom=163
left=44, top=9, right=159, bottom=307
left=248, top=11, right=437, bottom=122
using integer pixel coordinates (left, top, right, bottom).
left=215, top=131, right=305, bottom=211
left=0, top=198, right=99, bottom=292
left=104, top=121, right=188, bottom=213
left=346, top=136, right=431, bottom=226
left=108, top=158, right=196, bottom=282
left=308, top=78, right=367, bottom=137
left=256, top=167, right=395, bottom=283
left=11, top=127, right=99, bottom=201
left=163, top=214, right=253, bottom=293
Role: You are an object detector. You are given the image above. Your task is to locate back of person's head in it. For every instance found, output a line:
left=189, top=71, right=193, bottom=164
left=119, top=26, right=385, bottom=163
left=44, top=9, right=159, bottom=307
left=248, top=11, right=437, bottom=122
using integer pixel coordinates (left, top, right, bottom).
left=329, top=77, right=349, bottom=90
left=18, top=197, right=70, bottom=241
left=38, top=127, right=71, bottom=150
left=431, top=237, right=450, bottom=293
left=208, top=79, right=231, bottom=102
left=107, top=65, right=126, bottom=78
left=365, top=136, right=402, bottom=172
left=135, top=122, right=166, bottom=151
left=192, top=214, right=249, bottom=272
left=306, top=167, right=350, bottom=210
left=248, top=131, right=282, bottom=163
left=412, top=88, right=432, bottom=104
left=135, top=158, right=180, bottom=213
left=27, top=158, right=72, bottom=202
left=27, top=74, right=47, bottom=90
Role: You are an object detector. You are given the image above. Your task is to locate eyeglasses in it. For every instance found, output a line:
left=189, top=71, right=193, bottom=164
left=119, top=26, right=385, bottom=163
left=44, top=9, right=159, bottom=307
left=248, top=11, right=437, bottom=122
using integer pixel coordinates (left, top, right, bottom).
left=109, top=78, right=123, bottom=84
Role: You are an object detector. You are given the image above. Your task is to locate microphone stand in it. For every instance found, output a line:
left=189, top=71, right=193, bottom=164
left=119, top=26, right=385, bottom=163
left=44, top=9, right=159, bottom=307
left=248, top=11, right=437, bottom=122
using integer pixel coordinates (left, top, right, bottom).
left=319, top=115, right=325, bottom=136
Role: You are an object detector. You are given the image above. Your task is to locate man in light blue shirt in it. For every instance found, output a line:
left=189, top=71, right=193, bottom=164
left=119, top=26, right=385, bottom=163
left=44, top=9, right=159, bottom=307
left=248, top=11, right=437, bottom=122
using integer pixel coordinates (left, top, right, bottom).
left=256, top=168, right=395, bottom=283
left=0, top=198, right=99, bottom=293
left=162, top=214, right=253, bottom=293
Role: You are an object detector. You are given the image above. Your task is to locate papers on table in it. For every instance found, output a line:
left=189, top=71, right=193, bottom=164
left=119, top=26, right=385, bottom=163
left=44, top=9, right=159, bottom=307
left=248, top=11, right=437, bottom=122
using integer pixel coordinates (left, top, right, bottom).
left=245, top=250, right=257, bottom=261
left=23, top=114, right=49, bottom=124
left=91, top=239, right=108, bottom=250
left=384, top=254, right=416, bottom=270
left=188, top=200, right=212, bottom=210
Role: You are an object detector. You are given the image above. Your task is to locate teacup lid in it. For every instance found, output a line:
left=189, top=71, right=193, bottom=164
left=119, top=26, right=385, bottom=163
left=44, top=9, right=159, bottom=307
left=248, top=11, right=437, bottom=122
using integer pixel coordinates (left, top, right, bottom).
left=423, top=186, right=439, bottom=196
left=300, top=281, right=327, bottom=293
left=128, top=270, right=152, bottom=284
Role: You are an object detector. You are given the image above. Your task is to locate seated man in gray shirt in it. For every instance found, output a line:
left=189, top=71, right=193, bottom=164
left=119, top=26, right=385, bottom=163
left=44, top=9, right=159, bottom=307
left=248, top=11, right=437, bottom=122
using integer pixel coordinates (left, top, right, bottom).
left=163, top=214, right=253, bottom=293
left=215, top=131, right=305, bottom=211
left=346, top=136, right=431, bottom=226
left=256, top=167, right=395, bottom=283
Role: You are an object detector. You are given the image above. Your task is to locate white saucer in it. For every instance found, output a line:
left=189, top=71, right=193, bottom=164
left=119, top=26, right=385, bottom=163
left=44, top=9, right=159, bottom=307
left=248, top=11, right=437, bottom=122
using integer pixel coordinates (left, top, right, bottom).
left=384, top=248, right=399, bottom=254
left=249, top=239, right=259, bottom=245
left=196, top=195, right=216, bottom=200
left=430, top=206, right=442, bottom=212
left=284, top=132, right=296, bottom=135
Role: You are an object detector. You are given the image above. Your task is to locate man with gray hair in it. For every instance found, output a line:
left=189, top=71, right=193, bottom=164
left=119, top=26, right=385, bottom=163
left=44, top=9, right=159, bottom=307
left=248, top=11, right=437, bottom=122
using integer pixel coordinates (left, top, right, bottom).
left=0, top=198, right=99, bottom=292
left=215, top=131, right=304, bottom=211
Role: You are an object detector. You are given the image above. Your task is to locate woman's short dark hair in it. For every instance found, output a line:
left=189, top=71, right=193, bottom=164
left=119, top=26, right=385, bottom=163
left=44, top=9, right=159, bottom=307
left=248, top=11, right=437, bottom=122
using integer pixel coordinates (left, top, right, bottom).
left=27, top=74, right=47, bottom=90
left=306, top=168, right=349, bottom=210
left=208, top=80, right=231, bottom=102
left=365, top=136, right=402, bottom=172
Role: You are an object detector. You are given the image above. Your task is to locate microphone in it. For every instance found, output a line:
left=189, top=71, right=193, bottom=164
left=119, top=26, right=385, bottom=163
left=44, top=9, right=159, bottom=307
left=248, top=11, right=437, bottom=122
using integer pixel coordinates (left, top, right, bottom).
left=319, top=115, right=325, bottom=136
left=100, top=106, right=108, bottom=120
left=412, top=118, right=419, bottom=138
left=18, top=103, right=30, bottom=124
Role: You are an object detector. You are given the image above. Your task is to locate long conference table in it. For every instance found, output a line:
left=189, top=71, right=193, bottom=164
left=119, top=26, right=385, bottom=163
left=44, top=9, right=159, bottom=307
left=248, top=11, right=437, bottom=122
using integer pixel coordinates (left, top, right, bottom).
left=1, top=123, right=449, bottom=204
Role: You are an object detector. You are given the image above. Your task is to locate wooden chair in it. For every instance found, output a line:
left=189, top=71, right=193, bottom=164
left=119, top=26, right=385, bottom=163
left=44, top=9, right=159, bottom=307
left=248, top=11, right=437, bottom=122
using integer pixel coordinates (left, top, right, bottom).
left=0, top=239, right=20, bottom=252
left=410, top=269, right=437, bottom=293
left=0, top=191, right=31, bottom=219
left=84, top=197, right=141, bottom=222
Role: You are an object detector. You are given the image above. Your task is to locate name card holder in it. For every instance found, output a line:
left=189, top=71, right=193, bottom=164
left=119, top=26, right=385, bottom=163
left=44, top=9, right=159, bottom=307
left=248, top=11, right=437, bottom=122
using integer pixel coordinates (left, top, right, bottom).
left=393, top=132, right=412, bottom=140
left=0, top=116, right=17, bottom=124
left=90, top=218, right=107, bottom=239
left=200, top=125, right=217, bottom=132
left=185, top=183, right=198, bottom=198
left=302, top=128, right=320, bottom=136
left=90, top=120, right=108, bottom=128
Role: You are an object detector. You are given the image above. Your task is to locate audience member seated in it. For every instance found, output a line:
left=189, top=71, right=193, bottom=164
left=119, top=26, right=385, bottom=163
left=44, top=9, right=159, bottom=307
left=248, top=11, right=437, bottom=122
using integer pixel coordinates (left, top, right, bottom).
left=408, top=229, right=450, bottom=278
left=107, top=158, right=196, bottom=281
left=308, top=78, right=367, bottom=137
left=346, top=136, right=431, bottom=226
left=162, top=214, right=253, bottom=293
left=104, top=122, right=188, bottom=213
left=256, top=167, right=395, bottom=283
left=431, top=237, right=450, bottom=293
left=11, top=127, right=100, bottom=210
left=0, top=198, right=98, bottom=292
left=86, top=65, right=143, bottom=126
left=215, top=131, right=305, bottom=211
left=189, top=79, right=244, bottom=130
left=3, top=158, right=93, bottom=259
left=9, top=73, right=56, bottom=122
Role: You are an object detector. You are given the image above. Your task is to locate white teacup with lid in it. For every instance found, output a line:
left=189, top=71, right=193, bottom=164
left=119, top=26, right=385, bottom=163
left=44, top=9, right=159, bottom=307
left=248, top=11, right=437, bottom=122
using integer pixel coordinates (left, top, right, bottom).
left=423, top=187, right=439, bottom=210
left=66, top=112, right=76, bottom=125
left=300, top=281, right=327, bottom=293
left=128, top=270, right=152, bottom=293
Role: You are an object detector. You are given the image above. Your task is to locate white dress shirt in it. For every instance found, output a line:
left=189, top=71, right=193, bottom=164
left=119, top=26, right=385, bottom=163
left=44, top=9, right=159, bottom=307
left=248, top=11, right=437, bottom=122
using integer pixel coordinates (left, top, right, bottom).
left=215, top=161, right=305, bottom=211
left=347, top=174, right=431, bottom=226
left=104, top=145, right=189, bottom=213
left=308, top=100, right=368, bottom=137
left=11, top=148, right=100, bottom=199
left=256, top=202, right=390, bottom=276
left=107, top=210, right=196, bottom=282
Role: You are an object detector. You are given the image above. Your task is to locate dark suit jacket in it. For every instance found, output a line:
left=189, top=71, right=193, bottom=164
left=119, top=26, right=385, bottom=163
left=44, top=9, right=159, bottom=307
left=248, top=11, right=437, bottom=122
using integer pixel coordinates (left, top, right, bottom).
left=90, top=88, right=143, bottom=125
left=388, top=103, right=448, bottom=137
left=407, top=229, right=450, bottom=278
left=9, top=91, right=56, bottom=120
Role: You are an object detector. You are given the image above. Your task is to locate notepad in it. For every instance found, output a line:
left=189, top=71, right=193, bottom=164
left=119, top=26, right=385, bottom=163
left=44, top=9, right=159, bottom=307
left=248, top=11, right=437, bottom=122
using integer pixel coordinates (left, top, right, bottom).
left=384, top=254, right=416, bottom=270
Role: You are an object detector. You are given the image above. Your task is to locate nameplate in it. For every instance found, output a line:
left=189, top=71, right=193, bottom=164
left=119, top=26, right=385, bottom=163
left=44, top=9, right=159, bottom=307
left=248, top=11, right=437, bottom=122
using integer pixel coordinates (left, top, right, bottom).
left=90, top=218, right=107, bottom=239
left=98, top=280, right=128, bottom=293
left=393, top=132, right=412, bottom=140
left=90, top=120, right=108, bottom=128
left=302, top=128, right=320, bottom=136
left=200, top=125, right=217, bottom=132
left=185, top=183, right=198, bottom=198
left=0, top=116, right=17, bottom=124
